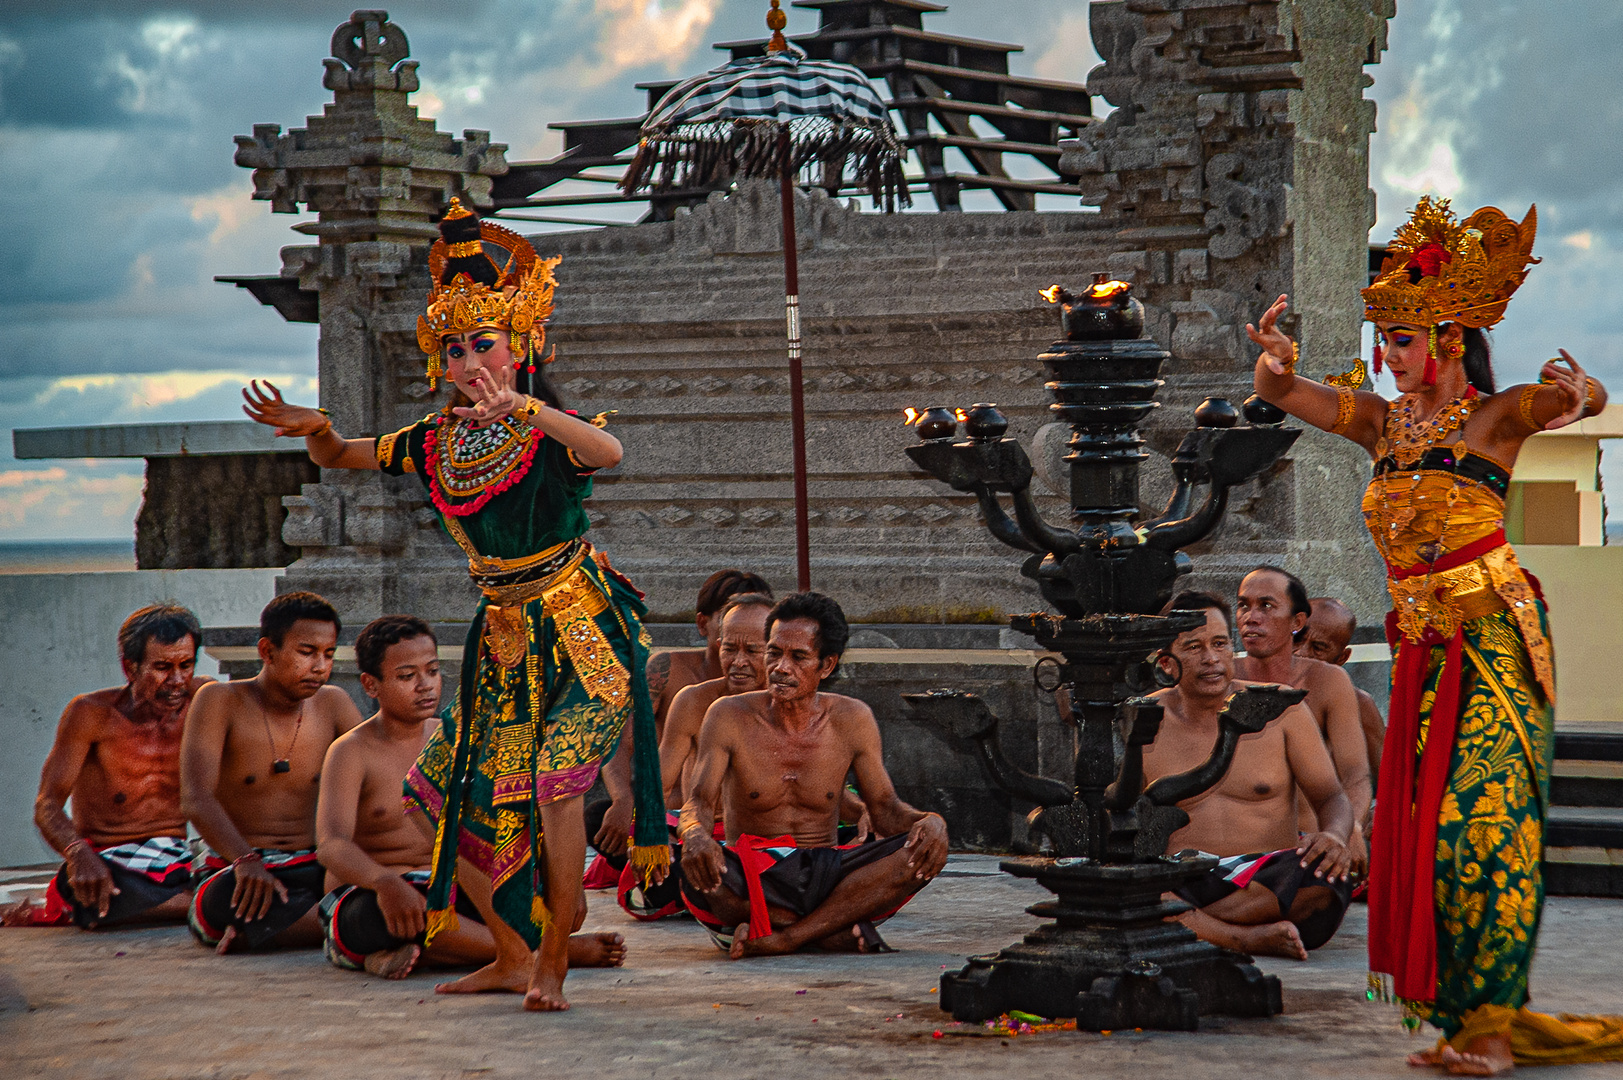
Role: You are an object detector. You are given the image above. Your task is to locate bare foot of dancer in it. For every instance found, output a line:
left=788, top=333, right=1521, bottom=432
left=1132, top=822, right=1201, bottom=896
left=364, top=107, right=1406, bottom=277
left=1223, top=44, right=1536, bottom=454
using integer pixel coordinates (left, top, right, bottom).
left=522, top=923, right=571, bottom=1011
left=567, top=932, right=626, bottom=968
left=364, top=942, right=422, bottom=980
left=729, top=921, right=797, bottom=959
left=1407, top=1046, right=1447, bottom=1068
left=1439, top=1034, right=1514, bottom=1077
left=1234, top=920, right=1308, bottom=961
left=214, top=926, right=243, bottom=955
left=435, top=954, right=531, bottom=994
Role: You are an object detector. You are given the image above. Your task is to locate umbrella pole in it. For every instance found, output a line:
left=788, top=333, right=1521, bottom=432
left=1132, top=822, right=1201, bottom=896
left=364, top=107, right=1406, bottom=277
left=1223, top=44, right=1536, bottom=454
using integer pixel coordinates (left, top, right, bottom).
left=779, top=126, right=811, bottom=592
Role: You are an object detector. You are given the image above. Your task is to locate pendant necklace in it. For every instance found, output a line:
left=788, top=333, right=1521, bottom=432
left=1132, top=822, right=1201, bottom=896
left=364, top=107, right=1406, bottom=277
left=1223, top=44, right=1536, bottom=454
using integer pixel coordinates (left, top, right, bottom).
left=257, top=690, right=306, bottom=774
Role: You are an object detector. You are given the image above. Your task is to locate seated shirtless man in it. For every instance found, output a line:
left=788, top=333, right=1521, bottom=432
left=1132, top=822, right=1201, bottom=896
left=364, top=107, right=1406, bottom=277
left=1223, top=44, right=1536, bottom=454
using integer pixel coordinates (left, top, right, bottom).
left=181, top=591, right=363, bottom=952
left=585, top=570, right=774, bottom=888
left=679, top=591, right=947, bottom=957
left=596, top=592, right=776, bottom=920
left=1233, top=567, right=1372, bottom=873
left=317, top=616, right=625, bottom=979
left=1144, top=591, right=1354, bottom=961
left=1297, top=597, right=1385, bottom=792
left=10, top=606, right=209, bottom=928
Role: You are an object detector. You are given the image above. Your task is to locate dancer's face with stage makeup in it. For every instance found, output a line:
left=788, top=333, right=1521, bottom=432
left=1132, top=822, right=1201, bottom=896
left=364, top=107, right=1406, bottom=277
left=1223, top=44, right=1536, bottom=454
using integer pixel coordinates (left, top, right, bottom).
left=1374, top=320, right=1462, bottom=395
left=441, top=328, right=516, bottom=400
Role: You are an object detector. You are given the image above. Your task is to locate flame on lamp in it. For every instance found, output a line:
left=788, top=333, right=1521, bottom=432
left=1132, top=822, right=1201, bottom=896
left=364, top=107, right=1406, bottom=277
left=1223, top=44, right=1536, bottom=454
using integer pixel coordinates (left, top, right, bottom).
left=1039, top=285, right=1064, bottom=304
left=903, top=407, right=920, bottom=426
left=1088, top=279, right=1131, bottom=300
left=954, top=407, right=968, bottom=422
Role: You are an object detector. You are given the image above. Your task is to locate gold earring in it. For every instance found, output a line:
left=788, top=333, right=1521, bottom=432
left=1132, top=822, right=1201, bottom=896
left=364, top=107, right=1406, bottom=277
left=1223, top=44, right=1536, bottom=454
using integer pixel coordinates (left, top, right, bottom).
left=1446, top=340, right=1464, bottom=360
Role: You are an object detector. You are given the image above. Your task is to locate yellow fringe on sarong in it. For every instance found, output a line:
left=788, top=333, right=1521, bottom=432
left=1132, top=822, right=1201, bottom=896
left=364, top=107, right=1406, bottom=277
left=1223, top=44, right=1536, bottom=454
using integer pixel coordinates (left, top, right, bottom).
left=630, top=843, right=672, bottom=884
left=1445, top=1004, right=1623, bottom=1065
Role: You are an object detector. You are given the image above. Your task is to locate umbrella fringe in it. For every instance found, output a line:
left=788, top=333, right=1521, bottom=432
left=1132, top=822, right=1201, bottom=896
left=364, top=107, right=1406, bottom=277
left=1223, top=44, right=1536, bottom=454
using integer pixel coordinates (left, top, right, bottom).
left=623, top=118, right=910, bottom=211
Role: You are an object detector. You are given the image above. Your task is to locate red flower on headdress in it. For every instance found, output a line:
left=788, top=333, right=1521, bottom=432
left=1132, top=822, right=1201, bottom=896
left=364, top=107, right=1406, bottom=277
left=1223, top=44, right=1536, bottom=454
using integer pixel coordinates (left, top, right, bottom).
left=1408, top=242, right=1452, bottom=279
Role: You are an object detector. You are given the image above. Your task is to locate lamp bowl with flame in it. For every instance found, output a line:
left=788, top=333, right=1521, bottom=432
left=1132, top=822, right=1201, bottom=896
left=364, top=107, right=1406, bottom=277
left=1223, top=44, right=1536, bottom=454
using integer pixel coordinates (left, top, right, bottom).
left=905, top=405, right=959, bottom=442
left=1042, top=272, right=1144, bottom=341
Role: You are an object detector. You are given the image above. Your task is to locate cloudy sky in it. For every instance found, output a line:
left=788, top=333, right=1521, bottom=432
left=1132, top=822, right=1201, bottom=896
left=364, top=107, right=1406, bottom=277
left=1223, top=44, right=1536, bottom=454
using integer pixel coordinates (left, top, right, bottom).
left=0, top=0, right=1617, bottom=542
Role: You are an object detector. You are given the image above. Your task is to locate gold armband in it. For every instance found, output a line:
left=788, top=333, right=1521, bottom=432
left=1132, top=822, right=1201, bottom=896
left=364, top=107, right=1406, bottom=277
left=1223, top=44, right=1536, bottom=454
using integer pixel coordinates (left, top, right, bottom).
left=1518, top=384, right=1543, bottom=432
left=1330, top=384, right=1356, bottom=436
left=513, top=395, right=545, bottom=426
left=1275, top=341, right=1299, bottom=375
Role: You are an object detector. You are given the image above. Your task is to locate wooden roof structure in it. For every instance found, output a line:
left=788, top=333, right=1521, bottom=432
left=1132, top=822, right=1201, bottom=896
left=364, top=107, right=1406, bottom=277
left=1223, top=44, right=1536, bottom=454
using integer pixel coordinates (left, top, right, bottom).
left=490, top=0, right=1092, bottom=222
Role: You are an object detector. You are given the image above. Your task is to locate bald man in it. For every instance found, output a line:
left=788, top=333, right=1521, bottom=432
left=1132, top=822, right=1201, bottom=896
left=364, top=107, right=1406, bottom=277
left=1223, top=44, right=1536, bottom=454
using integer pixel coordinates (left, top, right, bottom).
left=1297, top=598, right=1385, bottom=804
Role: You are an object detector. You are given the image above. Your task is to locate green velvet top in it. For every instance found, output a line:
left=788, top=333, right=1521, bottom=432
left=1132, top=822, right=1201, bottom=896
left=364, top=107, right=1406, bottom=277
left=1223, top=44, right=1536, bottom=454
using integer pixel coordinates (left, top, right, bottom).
left=376, top=410, right=596, bottom=559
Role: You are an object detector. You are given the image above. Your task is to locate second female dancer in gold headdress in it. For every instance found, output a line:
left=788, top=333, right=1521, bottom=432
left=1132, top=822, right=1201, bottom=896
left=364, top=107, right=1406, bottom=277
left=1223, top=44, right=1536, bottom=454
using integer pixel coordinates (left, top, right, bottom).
left=242, top=199, right=668, bottom=1012
left=1250, top=197, right=1622, bottom=1074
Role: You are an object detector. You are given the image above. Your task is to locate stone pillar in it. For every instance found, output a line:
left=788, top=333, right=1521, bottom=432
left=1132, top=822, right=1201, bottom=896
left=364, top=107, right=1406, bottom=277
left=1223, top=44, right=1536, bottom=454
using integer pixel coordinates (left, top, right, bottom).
left=233, top=9, right=507, bottom=620
left=1060, top=0, right=1395, bottom=622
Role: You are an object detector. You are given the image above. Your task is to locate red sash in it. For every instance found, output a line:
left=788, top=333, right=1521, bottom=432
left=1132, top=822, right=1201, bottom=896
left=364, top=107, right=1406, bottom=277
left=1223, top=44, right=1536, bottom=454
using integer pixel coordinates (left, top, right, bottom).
left=735, top=833, right=796, bottom=941
left=1368, top=529, right=1505, bottom=1001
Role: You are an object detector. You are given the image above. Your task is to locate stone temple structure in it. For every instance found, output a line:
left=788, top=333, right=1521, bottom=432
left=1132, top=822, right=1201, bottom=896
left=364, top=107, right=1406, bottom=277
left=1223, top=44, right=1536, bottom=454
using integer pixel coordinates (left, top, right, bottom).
left=226, top=1, right=1396, bottom=631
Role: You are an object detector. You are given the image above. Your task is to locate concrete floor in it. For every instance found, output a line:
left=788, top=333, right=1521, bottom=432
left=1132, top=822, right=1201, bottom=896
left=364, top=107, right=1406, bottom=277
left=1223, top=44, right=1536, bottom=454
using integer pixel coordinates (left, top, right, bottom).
left=2, top=854, right=1621, bottom=1080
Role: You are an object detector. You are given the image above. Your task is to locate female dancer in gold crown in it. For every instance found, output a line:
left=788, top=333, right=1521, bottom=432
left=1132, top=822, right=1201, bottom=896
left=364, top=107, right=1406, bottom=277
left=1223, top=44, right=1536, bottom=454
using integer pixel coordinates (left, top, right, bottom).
left=1249, top=197, right=1622, bottom=1074
left=242, top=199, right=668, bottom=1012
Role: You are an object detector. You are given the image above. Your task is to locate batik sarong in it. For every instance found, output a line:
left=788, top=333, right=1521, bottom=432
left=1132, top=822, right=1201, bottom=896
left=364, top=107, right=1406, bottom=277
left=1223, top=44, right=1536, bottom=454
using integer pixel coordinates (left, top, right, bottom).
left=405, top=552, right=664, bottom=949
left=40, top=837, right=191, bottom=928
left=1173, top=847, right=1352, bottom=951
left=318, top=869, right=486, bottom=970
left=188, top=847, right=324, bottom=950
left=679, top=832, right=916, bottom=951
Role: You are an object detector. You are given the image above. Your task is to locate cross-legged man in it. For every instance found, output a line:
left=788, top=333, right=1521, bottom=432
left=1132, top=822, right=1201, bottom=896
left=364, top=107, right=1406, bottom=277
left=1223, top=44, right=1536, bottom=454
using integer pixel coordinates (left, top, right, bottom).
left=8, top=606, right=210, bottom=929
left=1144, top=591, right=1355, bottom=960
left=1297, top=596, right=1386, bottom=791
left=181, top=591, right=363, bottom=953
left=678, top=592, right=947, bottom=958
left=317, top=615, right=626, bottom=980
left=1233, top=566, right=1372, bottom=873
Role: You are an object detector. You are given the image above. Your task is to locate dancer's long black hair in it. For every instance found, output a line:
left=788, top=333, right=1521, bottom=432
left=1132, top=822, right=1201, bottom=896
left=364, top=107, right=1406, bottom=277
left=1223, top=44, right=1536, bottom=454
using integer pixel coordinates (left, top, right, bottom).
left=1462, top=326, right=1495, bottom=395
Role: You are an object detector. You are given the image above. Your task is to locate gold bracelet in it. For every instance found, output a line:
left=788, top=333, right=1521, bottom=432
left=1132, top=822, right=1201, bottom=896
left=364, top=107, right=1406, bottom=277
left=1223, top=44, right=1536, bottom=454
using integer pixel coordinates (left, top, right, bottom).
left=1273, top=341, right=1299, bottom=375
left=1585, top=376, right=1599, bottom=412
left=1518, top=384, right=1543, bottom=432
left=1330, top=384, right=1356, bottom=436
left=513, top=395, right=544, bottom=426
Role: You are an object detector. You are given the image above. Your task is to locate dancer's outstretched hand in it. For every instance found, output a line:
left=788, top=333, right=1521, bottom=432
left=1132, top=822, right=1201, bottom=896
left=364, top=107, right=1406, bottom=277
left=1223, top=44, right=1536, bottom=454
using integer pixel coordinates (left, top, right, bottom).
left=1245, top=294, right=1295, bottom=374
left=450, top=358, right=520, bottom=427
left=1539, top=350, right=1589, bottom=430
left=242, top=380, right=328, bottom=436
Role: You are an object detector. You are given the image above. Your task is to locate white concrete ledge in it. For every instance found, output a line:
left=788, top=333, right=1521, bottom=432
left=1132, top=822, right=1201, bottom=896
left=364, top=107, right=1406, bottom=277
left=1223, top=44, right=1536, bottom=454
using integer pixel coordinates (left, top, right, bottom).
left=12, top=421, right=306, bottom=459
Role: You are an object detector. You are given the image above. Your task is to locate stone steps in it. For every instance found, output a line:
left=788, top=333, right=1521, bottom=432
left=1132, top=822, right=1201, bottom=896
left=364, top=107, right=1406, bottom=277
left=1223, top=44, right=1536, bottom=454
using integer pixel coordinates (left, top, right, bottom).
left=1545, top=731, right=1623, bottom=897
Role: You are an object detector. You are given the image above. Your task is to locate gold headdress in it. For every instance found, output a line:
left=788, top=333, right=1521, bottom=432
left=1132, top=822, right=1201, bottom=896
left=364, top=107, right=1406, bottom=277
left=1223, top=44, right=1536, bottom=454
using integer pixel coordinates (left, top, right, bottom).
left=1362, top=196, right=1539, bottom=330
left=415, top=198, right=561, bottom=388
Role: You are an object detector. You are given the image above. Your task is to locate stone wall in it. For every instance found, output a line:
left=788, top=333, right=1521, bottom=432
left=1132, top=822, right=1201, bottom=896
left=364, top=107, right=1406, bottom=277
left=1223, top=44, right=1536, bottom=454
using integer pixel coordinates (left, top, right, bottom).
left=244, top=3, right=1395, bottom=631
left=136, top=453, right=317, bottom=569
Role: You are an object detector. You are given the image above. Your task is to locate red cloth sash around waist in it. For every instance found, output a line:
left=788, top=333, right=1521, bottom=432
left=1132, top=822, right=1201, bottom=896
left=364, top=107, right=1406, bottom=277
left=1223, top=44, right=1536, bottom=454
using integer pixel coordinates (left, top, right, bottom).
left=734, top=833, right=796, bottom=942
left=1368, top=528, right=1506, bottom=1002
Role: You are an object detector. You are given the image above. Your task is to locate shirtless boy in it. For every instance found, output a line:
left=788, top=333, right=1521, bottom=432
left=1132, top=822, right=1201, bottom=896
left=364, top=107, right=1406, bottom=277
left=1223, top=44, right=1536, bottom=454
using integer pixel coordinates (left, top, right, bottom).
left=1144, top=592, right=1354, bottom=961
left=679, top=592, right=947, bottom=957
left=14, top=606, right=209, bottom=928
left=1297, top=597, right=1386, bottom=790
left=181, top=591, right=363, bottom=952
left=1233, top=567, right=1372, bottom=869
left=317, top=615, right=625, bottom=980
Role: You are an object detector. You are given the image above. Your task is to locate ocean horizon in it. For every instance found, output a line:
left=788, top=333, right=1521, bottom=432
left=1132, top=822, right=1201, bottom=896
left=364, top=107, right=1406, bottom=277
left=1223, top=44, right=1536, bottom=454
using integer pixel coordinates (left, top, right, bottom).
left=0, top=539, right=137, bottom=575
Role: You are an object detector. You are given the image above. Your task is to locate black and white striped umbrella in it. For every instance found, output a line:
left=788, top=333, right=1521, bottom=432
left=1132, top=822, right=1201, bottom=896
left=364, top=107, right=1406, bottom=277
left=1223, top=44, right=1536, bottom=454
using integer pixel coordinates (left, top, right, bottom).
left=620, top=17, right=907, bottom=592
left=622, top=51, right=907, bottom=210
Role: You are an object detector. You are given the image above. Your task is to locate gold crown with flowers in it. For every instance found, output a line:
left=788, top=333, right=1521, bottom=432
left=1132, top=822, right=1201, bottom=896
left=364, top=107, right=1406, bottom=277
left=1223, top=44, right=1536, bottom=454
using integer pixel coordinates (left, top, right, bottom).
left=415, top=198, right=561, bottom=387
left=1362, top=196, right=1539, bottom=329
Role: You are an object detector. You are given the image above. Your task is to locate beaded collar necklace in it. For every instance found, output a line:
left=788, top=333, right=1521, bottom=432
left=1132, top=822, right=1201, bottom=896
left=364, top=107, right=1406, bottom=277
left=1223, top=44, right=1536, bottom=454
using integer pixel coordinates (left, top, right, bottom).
left=1375, top=387, right=1480, bottom=468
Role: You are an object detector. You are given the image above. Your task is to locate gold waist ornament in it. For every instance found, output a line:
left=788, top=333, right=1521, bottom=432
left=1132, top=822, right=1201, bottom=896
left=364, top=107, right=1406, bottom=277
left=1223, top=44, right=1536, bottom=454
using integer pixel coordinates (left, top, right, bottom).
left=1386, top=543, right=1554, bottom=703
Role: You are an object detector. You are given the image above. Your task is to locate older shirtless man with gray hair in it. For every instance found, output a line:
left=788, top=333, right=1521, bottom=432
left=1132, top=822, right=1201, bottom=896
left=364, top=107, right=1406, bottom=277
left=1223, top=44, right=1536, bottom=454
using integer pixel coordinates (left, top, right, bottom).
left=678, top=592, right=947, bottom=957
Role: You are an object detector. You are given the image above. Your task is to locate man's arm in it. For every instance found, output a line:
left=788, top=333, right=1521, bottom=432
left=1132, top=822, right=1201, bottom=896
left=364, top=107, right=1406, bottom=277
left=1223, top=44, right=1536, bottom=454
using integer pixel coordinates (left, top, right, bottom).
left=677, top=700, right=737, bottom=893
left=658, top=684, right=708, bottom=805
left=646, top=651, right=674, bottom=727
left=844, top=701, right=947, bottom=881
left=1313, top=664, right=1372, bottom=823
left=34, top=699, right=118, bottom=918
left=1355, top=690, right=1386, bottom=810
left=1281, top=704, right=1353, bottom=882
left=179, top=684, right=286, bottom=920
left=594, top=733, right=634, bottom=858
left=315, top=735, right=425, bottom=941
